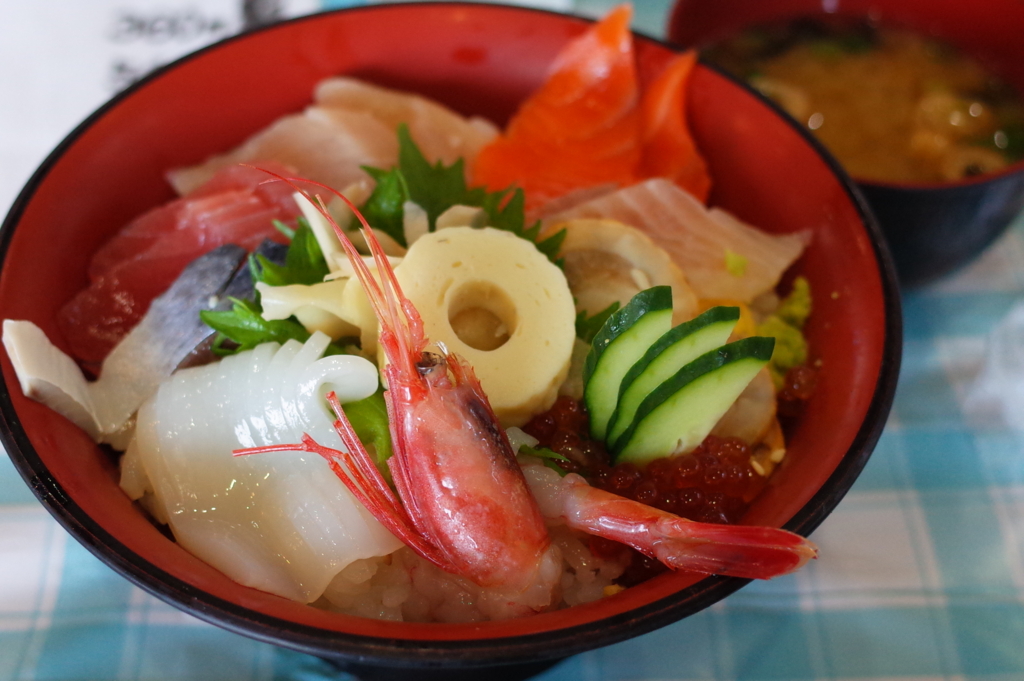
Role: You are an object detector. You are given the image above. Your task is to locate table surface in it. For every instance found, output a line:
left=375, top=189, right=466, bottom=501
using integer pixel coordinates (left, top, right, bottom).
left=3, top=2, right=1024, bottom=680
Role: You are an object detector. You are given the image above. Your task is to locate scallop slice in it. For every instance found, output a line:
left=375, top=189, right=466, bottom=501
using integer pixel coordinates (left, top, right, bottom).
left=131, top=333, right=402, bottom=603
left=543, top=178, right=811, bottom=303
left=551, top=218, right=699, bottom=325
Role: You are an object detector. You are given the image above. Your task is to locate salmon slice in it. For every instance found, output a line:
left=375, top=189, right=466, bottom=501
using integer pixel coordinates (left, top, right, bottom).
left=472, top=4, right=642, bottom=212
left=639, top=51, right=711, bottom=202
left=58, top=164, right=298, bottom=365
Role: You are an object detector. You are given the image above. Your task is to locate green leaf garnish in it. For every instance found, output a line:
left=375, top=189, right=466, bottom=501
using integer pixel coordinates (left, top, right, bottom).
left=575, top=302, right=621, bottom=344
left=358, top=124, right=566, bottom=267
left=201, top=297, right=311, bottom=355
left=478, top=186, right=566, bottom=267
left=341, top=388, right=393, bottom=482
left=397, top=124, right=485, bottom=229
left=360, top=165, right=411, bottom=246
left=248, top=218, right=329, bottom=287
left=199, top=223, right=351, bottom=356
left=520, top=445, right=571, bottom=477
left=273, top=219, right=296, bottom=240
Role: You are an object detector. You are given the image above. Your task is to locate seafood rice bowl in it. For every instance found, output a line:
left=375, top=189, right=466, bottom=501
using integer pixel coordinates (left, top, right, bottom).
left=0, top=2, right=900, bottom=671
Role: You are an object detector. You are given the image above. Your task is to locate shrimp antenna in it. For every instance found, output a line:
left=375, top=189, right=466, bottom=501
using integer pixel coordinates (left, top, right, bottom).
left=243, top=165, right=424, bottom=378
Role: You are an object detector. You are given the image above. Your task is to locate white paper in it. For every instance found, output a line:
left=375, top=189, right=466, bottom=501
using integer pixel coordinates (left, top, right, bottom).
left=0, top=0, right=320, bottom=216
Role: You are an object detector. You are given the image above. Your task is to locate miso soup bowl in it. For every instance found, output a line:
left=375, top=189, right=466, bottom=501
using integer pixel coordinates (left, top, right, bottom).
left=0, top=3, right=901, bottom=677
left=670, top=0, right=1024, bottom=287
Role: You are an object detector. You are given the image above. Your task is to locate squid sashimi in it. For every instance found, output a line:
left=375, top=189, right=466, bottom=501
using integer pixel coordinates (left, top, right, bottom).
left=57, top=163, right=299, bottom=365
left=472, top=4, right=710, bottom=212
left=168, top=78, right=499, bottom=196
left=543, top=178, right=811, bottom=303
left=125, top=332, right=402, bottom=603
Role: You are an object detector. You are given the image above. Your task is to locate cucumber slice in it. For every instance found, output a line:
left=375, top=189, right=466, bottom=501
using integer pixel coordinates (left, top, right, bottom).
left=583, top=286, right=673, bottom=441
left=613, top=336, right=775, bottom=465
left=607, top=306, right=740, bottom=449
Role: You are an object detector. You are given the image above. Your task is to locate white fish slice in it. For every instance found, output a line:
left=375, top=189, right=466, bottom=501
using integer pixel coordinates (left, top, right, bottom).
left=169, top=77, right=500, bottom=197
left=167, top=111, right=396, bottom=196
left=542, top=178, right=811, bottom=303
left=314, top=77, right=498, bottom=173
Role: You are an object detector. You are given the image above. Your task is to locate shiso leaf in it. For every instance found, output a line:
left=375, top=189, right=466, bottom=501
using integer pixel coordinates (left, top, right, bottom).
left=359, top=165, right=411, bottom=246
left=358, top=124, right=566, bottom=266
left=200, top=222, right=347, bottom=357
left=201, top=298, right=312, bottom=355
left=341, top=388, right=394, bottom=482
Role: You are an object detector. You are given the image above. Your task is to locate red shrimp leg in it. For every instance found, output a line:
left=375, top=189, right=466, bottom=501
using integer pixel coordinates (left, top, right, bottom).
left=560, top=475, right=817, bottom=579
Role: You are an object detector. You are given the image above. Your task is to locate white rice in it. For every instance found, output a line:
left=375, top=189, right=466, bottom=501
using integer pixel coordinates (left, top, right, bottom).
left=315, top=458, right=630, bottom=623
left=315, top=522, right=628, bottom=623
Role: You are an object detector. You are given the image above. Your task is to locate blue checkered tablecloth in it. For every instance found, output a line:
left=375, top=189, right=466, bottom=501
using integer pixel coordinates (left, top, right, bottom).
left=4, top=1, right=1024, bottom=679
left=4, top=215, right=1024, bottom=680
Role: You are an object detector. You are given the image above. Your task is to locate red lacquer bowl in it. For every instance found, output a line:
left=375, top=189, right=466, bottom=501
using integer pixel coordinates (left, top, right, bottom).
left=0, top=3, right=901, bottom=675
left=669, top=0, right=1024, bottom=287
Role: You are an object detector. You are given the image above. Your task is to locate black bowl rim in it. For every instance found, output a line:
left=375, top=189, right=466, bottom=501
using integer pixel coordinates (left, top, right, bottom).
left=0, top=1, right=902, bottom=668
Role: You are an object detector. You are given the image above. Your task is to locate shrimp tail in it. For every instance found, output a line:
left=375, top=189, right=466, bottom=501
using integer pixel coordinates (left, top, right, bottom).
left=559, top=474, right=817, bottom=579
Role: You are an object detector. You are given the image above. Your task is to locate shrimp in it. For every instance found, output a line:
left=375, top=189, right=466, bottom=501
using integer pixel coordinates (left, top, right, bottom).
left=522, top=466, right=817, bottom=580
left=237, top=171, right=816, bottom=617
left=238, top=171, right=563, bottom=616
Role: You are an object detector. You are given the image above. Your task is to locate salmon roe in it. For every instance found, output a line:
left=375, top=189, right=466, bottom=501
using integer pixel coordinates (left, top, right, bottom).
left=522, top=396, right=767, bottom=526
left=523, top=395, right=775, bottom=585
left=778, top=365, right=819, bottom=418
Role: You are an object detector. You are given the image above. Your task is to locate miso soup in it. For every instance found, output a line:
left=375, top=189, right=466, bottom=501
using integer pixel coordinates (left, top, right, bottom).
left=703, top=19, right=1024, bottom=183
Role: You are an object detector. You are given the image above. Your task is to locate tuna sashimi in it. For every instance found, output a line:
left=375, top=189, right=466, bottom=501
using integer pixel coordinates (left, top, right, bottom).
left=58, top=164, right=298, bottom=366
left=542, top=178, right=811, bottom=303
left=472, top=5, right=710, bottom=212
left=168, top=78, right=498, bottom=196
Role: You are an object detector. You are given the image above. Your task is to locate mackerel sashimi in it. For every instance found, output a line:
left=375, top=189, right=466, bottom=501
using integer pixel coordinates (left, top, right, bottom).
left=58, top=163, right=299, bottom=365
